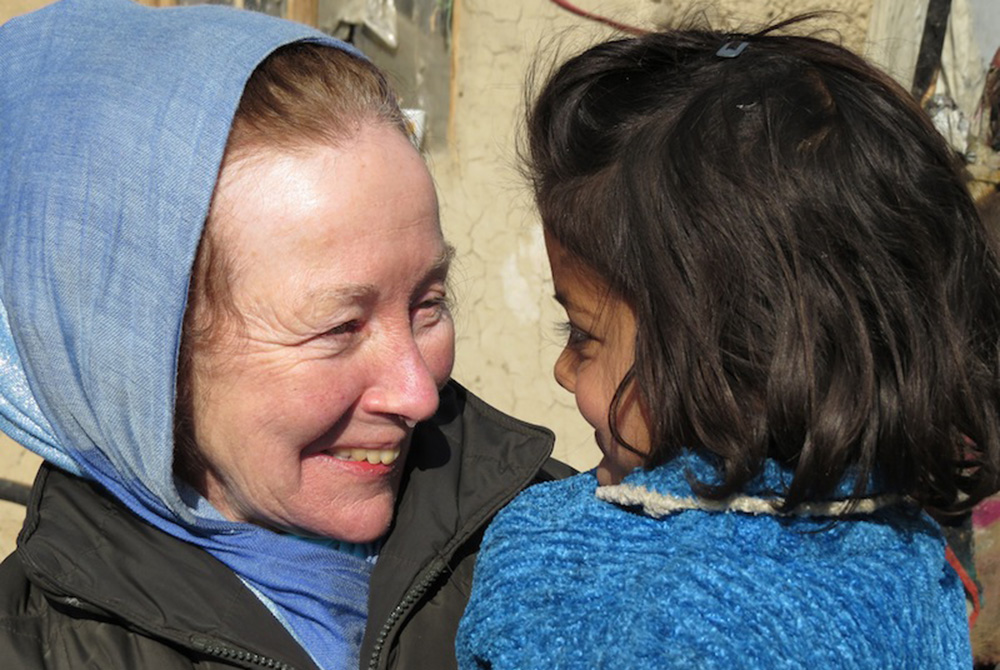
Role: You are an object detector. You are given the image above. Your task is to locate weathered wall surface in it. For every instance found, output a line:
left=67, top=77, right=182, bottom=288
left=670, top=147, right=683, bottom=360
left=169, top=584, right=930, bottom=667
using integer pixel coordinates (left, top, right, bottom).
left=0, top=0, right=50, bottom=19
left=0, top=435, right=40, bottom=558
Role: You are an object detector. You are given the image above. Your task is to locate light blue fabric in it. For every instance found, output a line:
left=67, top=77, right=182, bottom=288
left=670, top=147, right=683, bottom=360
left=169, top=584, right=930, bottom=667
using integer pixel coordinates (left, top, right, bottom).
left=457, top=451, right=972, bottom=669
left=0, top=2, right=374, bottom=668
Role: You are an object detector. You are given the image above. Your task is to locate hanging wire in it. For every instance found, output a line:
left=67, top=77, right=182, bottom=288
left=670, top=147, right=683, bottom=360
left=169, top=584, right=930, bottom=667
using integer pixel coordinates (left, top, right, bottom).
left=0, top=478, right=30, bottom=506
left=548, top=0, right=646, bottom=36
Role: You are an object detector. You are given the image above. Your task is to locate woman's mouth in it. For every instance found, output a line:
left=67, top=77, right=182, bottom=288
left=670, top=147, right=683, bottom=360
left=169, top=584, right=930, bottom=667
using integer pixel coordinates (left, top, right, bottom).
left=329, top=447, right=400, bottom=465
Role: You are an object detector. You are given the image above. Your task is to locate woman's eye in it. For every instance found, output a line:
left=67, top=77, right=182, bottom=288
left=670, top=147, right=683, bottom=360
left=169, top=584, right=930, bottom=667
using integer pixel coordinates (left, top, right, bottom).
left=419, top=297, right=446, bottom=311
left=324, top=320, right=362, bottom=337
left=413, top=294, right=451, bottom=323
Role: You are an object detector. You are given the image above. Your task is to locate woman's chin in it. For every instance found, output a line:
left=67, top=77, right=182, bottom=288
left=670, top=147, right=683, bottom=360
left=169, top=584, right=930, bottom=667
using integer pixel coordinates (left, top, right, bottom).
left=327, top=518, right=393, bottom=545
left=288, top=499, right=396, bottom=545
left=284, top=452, right=406, bottom=542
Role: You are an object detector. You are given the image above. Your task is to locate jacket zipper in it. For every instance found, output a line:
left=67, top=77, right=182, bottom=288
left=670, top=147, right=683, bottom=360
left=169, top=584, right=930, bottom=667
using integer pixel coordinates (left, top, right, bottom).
left=190, top=634, right=300, bottom=670
left=365, top=419, right=556, bottom=670
left=49, top=596, right=298, bottom=670
left=365, top=459, right=552, bottom=669
left=365, top=562, right=444, bottom=670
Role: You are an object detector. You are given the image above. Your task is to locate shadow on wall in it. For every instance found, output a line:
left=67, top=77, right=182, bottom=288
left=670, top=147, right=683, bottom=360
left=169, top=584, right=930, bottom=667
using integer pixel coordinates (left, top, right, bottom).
left=973, top=190, right=1000, bottom=667
left=974, top=495, right=1000, bottom=666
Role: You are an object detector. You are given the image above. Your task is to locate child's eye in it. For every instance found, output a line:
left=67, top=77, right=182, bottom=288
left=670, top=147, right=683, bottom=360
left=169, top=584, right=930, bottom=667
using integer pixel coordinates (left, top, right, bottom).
left=556, top=321, right=593, bottom=349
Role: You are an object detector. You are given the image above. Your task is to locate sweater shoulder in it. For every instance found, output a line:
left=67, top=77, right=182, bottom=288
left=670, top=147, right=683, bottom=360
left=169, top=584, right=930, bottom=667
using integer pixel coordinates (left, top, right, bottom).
left=461, top=468, right=971, bottom=669
left=485, top=471, right=601, bottom=531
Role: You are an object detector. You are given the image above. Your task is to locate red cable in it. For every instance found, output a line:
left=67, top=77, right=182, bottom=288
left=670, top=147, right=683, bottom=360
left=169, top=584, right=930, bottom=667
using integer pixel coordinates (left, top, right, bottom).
left=945, top=544, right=981, bottom=630
left=548, top=0, right=646, bottom=36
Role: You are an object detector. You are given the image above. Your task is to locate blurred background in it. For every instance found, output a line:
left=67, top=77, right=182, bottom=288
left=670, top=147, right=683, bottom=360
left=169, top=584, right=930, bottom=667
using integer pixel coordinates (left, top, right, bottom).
left=2, top=0, right=999, bottom=662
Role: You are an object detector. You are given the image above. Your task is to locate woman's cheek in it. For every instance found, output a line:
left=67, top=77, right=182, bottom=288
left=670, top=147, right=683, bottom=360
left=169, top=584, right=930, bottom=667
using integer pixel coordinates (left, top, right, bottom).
left=423, top=321, right=456, bottom=385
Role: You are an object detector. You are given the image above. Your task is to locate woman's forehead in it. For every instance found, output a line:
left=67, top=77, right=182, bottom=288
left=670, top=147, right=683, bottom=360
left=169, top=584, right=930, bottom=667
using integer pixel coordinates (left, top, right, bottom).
left=207, top=128, right=445, bottom=309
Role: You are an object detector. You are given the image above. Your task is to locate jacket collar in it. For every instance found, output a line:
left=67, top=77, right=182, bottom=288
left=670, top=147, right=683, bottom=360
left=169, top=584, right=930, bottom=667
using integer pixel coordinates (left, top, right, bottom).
left=18, top=464, right=321, bottom=670
left=595, top=449, right=895, bottom=519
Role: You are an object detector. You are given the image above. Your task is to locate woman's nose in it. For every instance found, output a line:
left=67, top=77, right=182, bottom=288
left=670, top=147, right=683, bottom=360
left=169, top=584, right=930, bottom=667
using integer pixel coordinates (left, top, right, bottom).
left=363, top=335, right=442, bottom=423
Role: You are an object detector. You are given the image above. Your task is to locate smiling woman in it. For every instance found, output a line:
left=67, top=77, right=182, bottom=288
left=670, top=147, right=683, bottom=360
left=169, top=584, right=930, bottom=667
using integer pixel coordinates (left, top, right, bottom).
left=179, top=128, right=456, bottom=543
left=0, top=2, right=567, bottom=669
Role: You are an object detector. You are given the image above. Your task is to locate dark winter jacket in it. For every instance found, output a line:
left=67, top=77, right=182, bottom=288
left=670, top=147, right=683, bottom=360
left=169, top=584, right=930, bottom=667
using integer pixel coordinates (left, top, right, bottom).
left=0, top=382, right=570, bottom=670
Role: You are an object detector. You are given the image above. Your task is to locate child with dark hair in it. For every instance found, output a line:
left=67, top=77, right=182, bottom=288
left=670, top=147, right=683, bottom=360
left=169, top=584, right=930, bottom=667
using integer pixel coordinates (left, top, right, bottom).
left=456, top=18, right=1000, bottom=669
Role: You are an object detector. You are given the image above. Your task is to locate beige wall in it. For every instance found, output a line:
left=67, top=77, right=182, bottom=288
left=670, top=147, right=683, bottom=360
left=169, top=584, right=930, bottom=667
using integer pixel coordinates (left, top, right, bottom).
left=0, top=0, right=882, bottom=557
left=0, top=435, right=40, bottom=557
left=0, top=0, right=50, bottom=20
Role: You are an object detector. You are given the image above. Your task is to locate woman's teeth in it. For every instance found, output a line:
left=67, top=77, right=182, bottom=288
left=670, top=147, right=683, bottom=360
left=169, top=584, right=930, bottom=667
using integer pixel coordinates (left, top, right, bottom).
left=331, top=448, right=400, bottom=465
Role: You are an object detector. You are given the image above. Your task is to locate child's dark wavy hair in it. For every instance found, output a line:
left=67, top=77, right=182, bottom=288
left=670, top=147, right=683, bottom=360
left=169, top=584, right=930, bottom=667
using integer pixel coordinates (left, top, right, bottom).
left=526, top=16, right=1000, bottom=513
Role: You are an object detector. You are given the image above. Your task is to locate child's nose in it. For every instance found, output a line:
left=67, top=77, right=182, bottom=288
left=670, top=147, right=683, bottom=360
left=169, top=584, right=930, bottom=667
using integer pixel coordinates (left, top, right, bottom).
left=553, top=349, right=576, bottom=393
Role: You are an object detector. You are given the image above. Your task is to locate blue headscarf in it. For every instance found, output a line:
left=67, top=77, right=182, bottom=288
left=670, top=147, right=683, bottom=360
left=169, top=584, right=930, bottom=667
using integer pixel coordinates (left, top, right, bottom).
left=0, top=1, right=374, bottom=667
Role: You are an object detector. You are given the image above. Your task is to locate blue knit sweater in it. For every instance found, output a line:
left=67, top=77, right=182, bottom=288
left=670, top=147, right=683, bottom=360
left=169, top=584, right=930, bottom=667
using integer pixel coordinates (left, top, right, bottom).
left=456, top=452, right=970, bottom=669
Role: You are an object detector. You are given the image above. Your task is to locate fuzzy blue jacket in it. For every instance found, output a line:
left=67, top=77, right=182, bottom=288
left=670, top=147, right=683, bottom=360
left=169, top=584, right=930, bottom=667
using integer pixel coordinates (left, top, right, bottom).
left=456, top=452, right=971, bottom=669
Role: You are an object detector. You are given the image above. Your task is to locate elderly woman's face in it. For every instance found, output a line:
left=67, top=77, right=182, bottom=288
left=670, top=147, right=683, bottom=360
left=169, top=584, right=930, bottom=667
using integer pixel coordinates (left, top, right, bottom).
left=188, top=124, right=454, bottom=542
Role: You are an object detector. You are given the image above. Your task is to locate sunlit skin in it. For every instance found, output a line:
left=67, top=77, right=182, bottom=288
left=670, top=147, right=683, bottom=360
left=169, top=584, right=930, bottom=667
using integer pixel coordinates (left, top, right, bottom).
left=546, top=233, right=651, bottom=486
left=188, top=124, right=455, bottom=543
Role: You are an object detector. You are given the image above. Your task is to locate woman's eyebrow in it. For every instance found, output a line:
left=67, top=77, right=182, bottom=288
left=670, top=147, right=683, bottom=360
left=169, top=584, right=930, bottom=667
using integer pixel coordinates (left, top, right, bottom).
left=298, top=285, right=379, bottom=318
left=301, top=244, right=455, bottom=309
left=428, top=243, right=456, bottom=280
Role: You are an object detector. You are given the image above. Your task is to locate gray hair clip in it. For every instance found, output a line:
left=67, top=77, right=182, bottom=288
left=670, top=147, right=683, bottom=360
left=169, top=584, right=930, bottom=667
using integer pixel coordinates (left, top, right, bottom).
left=716, top=41, right=749, bottom=58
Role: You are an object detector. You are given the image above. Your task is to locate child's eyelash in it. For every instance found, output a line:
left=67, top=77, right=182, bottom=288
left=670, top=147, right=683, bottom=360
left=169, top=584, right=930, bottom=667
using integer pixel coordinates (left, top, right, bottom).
left=555, top=321, right=592, bottom=348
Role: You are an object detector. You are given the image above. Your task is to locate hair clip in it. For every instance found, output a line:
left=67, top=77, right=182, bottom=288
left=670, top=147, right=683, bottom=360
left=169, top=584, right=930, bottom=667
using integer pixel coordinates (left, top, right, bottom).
left=716, top=41, right=749, bottom=59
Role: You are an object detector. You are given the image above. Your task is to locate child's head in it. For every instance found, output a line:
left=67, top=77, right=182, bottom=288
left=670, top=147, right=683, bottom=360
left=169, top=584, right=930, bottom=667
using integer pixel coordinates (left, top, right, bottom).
left=529, top=19, right=1000, bottom=510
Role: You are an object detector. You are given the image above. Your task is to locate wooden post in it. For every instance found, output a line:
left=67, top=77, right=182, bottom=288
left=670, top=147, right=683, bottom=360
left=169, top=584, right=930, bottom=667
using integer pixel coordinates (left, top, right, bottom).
left=285, top=0, right=318, bottom=26
left=867, top=0, right=931, bottom=92
left=912, top=0, right=953, bottom=101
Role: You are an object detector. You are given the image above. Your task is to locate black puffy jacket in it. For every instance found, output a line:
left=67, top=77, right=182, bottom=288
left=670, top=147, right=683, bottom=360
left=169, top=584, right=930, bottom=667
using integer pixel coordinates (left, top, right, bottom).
left=0, top=382, right=572, bottom=669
